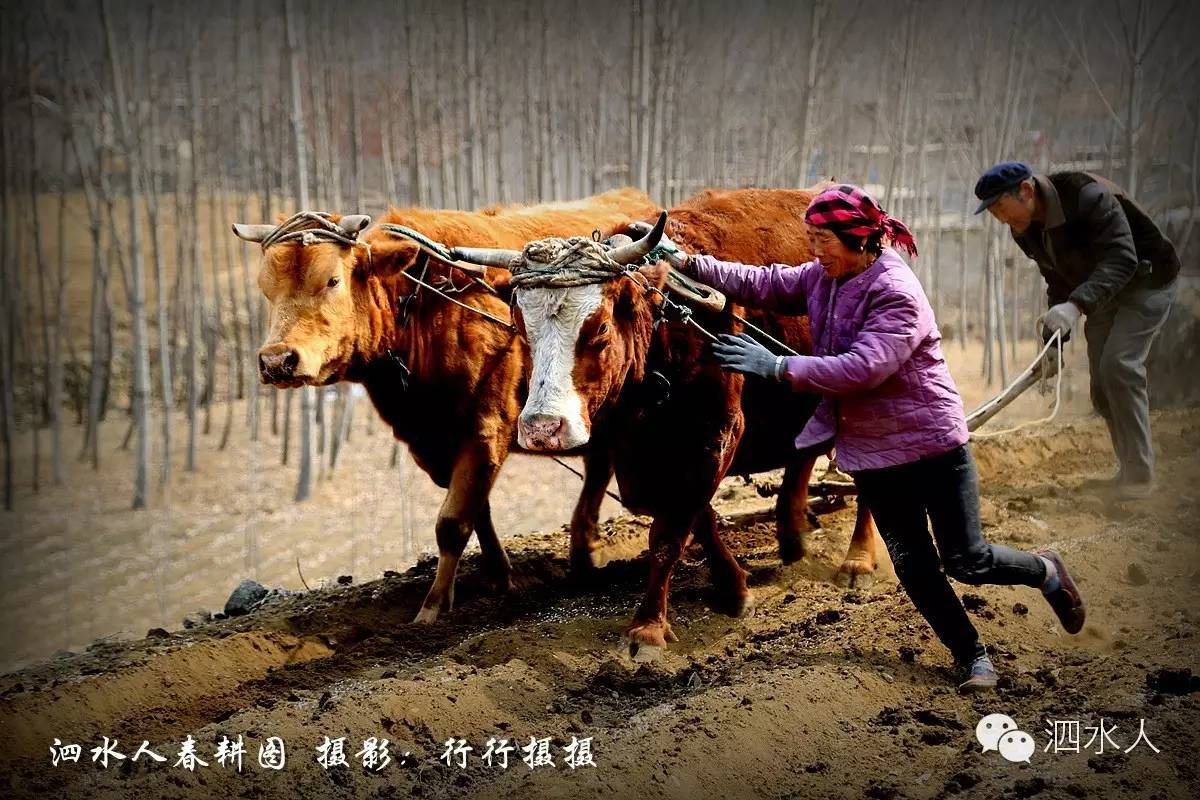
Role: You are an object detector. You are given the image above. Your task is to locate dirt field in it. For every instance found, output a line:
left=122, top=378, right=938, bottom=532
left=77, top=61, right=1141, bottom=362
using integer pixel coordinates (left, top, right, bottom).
left=1, top=383, right=1198, bottom=797
left=0, top=339, right=1088, bottom=674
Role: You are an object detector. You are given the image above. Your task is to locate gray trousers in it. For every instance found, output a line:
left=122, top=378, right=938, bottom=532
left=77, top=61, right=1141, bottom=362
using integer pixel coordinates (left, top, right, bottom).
left=1083, top=278, right=1178, bottom=483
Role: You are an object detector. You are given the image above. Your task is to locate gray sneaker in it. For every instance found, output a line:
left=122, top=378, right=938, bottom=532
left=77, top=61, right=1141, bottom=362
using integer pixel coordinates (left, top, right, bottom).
left=957, top=654, right=999, bottom=693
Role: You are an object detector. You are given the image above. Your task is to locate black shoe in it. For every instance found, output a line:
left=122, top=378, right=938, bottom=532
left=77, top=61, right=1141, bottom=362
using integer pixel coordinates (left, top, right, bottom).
left=1036, top=549, right=1086, bottom=634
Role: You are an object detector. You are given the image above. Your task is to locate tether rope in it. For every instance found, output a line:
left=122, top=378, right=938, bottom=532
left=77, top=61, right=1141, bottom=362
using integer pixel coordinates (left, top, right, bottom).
left=967, top=327, right=1066, bottom=438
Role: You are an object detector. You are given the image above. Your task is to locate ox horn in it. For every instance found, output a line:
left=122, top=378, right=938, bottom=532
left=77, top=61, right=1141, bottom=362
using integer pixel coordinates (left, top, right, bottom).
left=338, top=214, right=372, bottom=237
left=231, top=223, right=276, bottom=243
left=447, top=246, right=522, bottom=269
left=607, top=210, right=667, bottom=265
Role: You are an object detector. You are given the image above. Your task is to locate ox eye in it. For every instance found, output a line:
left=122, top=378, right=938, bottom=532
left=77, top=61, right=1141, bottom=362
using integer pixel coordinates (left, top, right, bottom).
left=326, top=277, right=339, bottom=289
left=588, top=322, right=612, bottom=347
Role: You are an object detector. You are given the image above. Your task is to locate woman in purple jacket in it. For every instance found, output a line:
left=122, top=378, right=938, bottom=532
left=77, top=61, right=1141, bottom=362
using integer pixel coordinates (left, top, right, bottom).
left=671, top=184, right=1086, bottom=692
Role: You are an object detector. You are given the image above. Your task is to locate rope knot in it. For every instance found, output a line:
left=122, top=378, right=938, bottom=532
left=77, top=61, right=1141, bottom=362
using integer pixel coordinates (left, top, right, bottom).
left=509, top=235, right=635, bottom=290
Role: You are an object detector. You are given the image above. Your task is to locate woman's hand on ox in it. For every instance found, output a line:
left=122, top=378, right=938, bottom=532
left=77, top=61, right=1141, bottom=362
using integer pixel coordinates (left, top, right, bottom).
left=711, top=332, right=784, bottom=380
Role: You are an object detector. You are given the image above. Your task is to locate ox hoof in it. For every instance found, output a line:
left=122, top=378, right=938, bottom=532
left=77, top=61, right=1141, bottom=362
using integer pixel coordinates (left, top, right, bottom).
left=629, top=642, right=663, bottom=663
left=622, top=621, right=675, bottom=661
left=835, top=556, right=876, bottom=590
left=711, top=586, right=756, bottom=619
left=412, top=606, right=441, bottom=624
left=482, top=574, right=518, bottom=596
left=776, top=532, right=809, bottom=565
left=569, top=547, right=601, bottom=576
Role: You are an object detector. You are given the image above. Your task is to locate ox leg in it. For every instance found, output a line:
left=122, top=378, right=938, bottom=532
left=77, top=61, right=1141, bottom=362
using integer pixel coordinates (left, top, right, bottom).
left=776, top=454, right=822, bottom=564
left=836, top=501, right=879, bottom=589
left=624, top=513, right=691, bottom=662
left=568, top=447, right=615, bottom=574
left=413, top=448, right=496, bottom=624
left=693, top=504, right=755, bottom=618
left=474, top=500, right=516, bottom=595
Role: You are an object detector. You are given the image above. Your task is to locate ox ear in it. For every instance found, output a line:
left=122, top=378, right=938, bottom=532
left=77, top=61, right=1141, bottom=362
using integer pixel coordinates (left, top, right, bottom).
left=231, top=223, right=276, bottom=243
left=338, top=214, right=372, bottom=238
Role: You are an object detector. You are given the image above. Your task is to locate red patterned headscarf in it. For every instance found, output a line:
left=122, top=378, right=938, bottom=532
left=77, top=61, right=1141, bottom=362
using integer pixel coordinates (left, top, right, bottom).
left=804, top=184, right=918, bottom=258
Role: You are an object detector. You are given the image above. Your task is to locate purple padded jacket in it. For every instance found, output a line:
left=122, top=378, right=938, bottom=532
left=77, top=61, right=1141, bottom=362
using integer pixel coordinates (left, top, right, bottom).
left=689, top=248, right=969, bottom=472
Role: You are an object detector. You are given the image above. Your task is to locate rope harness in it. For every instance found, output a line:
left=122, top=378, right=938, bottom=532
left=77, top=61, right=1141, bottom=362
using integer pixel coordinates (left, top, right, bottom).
left=379, top=224, right=516, bottom=330
left=259, top=211, right=364, bottom=250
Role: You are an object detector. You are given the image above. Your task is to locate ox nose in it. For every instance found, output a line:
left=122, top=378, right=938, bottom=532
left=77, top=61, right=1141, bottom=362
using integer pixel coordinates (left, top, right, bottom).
left=259, top=349, right=300, bottom=383
left=519, top=413, right=567, bottom=451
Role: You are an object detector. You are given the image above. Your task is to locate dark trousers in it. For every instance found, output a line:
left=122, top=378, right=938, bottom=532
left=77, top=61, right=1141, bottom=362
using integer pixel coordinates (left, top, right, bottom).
left=853, top=444, right=1047, bottom=665
left=1084, top=278, right=1178, bottom=483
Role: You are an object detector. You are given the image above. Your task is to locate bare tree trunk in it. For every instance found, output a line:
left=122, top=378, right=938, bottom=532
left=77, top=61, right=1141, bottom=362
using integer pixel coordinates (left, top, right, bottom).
left=404, top=1, right=427, bottom=204
left=884, top=1, right=918, bottom=213
left=0, top=118, right=15, bottom=508
left=958, top=191, right=969, bottom=352
left=186, top=27, right=202, bottom=471
left=100, top=0, right=150, bottom=508
left=284, top=0, right=314, bottom=502
left=796, top=1, right=824, bottom=185
left=463, top=0, right=482, bottom=204
left=930, top=147, right=945, bottom=323
left=636, top=2, right=652, bottom=191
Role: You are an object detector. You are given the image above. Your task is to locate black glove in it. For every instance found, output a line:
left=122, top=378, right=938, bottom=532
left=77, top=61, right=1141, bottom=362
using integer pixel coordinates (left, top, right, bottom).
left=711, top=333, right=785, bottom=379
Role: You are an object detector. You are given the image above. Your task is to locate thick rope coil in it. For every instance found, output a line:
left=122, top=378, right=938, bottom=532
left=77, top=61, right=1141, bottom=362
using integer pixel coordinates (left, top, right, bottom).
left=508, top=236, right=635, bottom=289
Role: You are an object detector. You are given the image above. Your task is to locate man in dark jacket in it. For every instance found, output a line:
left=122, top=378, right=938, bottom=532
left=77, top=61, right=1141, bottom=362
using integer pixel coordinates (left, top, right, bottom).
left=975, top=161, right=1180, bottom=499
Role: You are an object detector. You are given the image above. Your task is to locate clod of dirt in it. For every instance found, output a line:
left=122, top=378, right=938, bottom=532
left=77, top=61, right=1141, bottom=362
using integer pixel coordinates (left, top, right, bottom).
left=588, top=659, right=673, bottom=696
left=181, top=609, right=212, bottom=629
left=1087, top=754, right=1128, bottom=773
left=944, top=771, right=980, bottom=794
left=815, top=608, right=842, bottom=625
left=223, top=579, right=269, bottom=616
left=873, top=706, right=909, bottom=727
left=913, top=709, right=964, bottom=730
left=962, top=593, right=988, bottom=611
left=864, top=780, right=901, bottom=800
left=1145, top=667, right=1199, bottom=696
left=1012, top=777, right=1050, bottom=797
left=1126, top=563, right=1149, bottom=585
left=1012, top=602, right=1029, bottom=615
left=145, top=627, right=170, bottom=638
left=337, top=575, right=354, bottom=585
left=919, top=729, right=951, bottom=745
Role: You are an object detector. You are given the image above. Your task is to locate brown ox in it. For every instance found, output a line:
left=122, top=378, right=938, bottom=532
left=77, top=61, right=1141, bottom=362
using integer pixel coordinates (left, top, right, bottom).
left=232, top=189, right=658, bottom=623
left=454, top=188, right=879, bottom=659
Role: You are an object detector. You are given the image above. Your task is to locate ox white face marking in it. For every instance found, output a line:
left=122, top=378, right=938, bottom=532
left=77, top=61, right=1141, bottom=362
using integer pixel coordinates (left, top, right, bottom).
left=515, top=283, right=603, bottom=451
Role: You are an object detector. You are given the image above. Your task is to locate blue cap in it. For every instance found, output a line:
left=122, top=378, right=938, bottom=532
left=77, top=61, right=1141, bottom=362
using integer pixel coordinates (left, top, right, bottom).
left=973, top=161, right=1033, bottom=214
